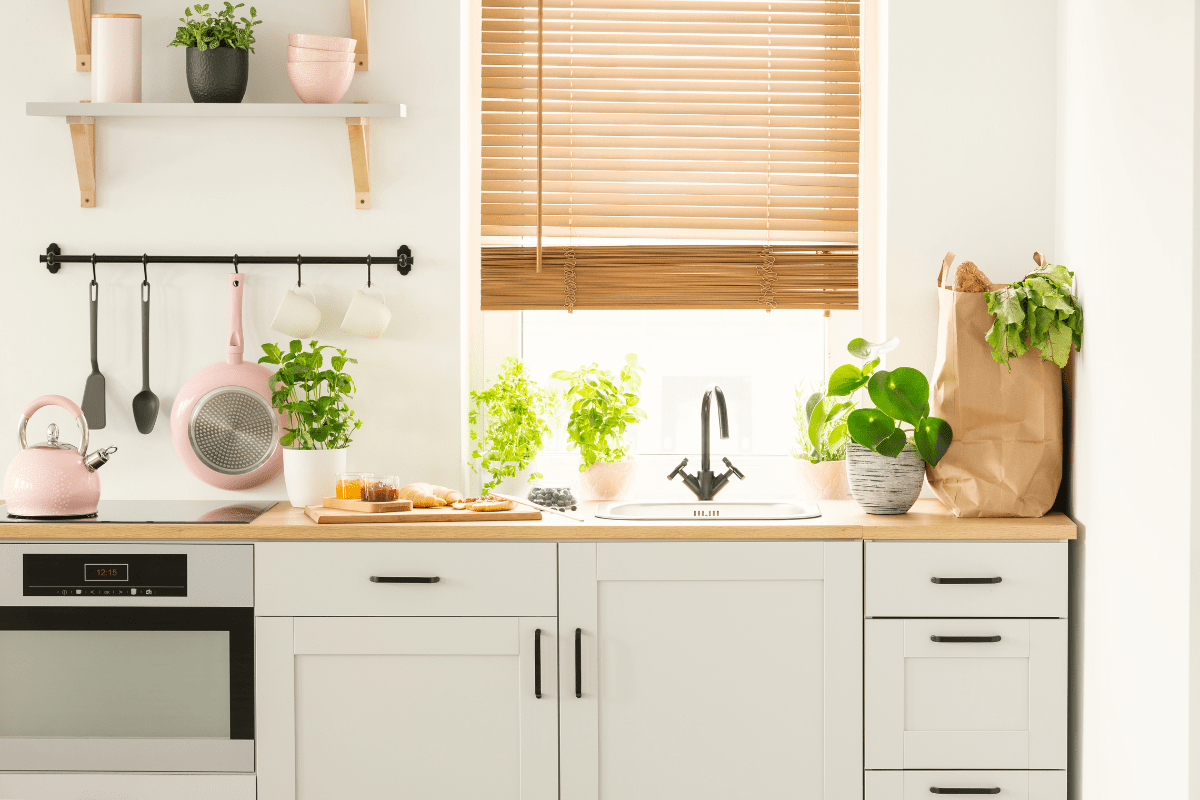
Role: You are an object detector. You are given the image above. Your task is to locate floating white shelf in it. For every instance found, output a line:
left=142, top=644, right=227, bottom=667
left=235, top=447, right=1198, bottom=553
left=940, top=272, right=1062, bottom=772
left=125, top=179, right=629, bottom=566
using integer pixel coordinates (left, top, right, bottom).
left=26, top=102, right=406, bottom=118
left=27, top=102, right=402, bottom=208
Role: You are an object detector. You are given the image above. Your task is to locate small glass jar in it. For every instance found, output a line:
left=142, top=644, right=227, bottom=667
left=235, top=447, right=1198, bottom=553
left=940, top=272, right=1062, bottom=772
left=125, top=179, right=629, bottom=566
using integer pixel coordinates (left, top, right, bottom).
left=336, top=472, right=374, bottom=500
left=362, top=475, right=401, bottom=502
left=527, top=479, right=579, bottom=511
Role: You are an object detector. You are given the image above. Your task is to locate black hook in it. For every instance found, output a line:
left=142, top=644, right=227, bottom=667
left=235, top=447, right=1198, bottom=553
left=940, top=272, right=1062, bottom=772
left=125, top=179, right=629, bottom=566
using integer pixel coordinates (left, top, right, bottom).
left=297, top=254, right=303, bottom=287
left=141, top=254, right=149, bottom=286
left=366, top=254, right=373, bottom=287
left=90, top=253, right=98, bottom=283
left=232, top=254, right=239, bottom=273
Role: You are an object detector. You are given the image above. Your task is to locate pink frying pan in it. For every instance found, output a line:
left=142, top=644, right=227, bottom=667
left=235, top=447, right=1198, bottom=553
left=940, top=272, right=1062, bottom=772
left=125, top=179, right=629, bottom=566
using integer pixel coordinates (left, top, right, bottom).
left=170, top=274, right=284, bottom=490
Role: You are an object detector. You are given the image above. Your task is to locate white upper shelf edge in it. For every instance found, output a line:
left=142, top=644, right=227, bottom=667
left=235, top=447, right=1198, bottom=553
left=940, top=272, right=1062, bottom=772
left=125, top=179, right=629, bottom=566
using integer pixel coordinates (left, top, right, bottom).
left=26, top=102, right=406, bottom=118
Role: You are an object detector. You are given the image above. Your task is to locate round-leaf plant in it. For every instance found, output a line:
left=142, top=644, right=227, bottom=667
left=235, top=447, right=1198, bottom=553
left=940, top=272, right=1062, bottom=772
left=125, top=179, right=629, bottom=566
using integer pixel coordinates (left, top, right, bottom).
left=170, top=3, right=262, bottom=52
left=470, top=357, right=558, bottom=493
left=259, top=340, right=362, bottom=450
left=553, top=354, right=646, bottom=471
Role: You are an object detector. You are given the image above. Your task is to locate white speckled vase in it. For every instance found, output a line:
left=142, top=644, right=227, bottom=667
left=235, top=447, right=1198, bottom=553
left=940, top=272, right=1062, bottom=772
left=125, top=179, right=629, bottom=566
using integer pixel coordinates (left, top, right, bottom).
left=580, top=459, right=638, bottom=502
left=793, top=458, right=850, bottom=500
left=846, top=441, right=926, bottom=514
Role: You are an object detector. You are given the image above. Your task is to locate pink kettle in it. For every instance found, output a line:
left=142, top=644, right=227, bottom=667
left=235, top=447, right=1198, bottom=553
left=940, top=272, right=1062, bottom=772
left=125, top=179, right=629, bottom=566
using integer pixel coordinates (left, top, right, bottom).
left=3, top=395, right=117, bottom=518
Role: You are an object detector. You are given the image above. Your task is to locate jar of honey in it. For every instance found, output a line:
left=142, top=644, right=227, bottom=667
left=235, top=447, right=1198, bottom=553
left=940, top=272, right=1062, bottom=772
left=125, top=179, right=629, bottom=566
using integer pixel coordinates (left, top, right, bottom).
left=336, top=472, right=374, bottom=500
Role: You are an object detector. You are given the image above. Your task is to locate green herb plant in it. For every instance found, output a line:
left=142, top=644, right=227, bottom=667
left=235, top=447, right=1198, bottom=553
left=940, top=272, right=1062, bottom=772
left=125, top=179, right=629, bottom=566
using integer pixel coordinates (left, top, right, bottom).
left=985, top=261, right=1083, bottom=369
left=827, top=337, right=954, bottom=467
left=470, top=357, right=558, bottom=492
left=259, top=340, right=362, bottom=450
left=169, top=3, right=261, bottom=52
left=552, top=354, right=646, bottom=471
left=793, top=379, right=853, bottom=464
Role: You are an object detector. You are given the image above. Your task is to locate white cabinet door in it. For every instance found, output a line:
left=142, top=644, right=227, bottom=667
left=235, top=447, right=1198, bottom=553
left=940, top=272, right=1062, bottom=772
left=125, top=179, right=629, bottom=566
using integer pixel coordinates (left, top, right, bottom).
left=560, top=541, right=863, bottom=800
left=865, top=619, right=1067, bottom=769
left=257, top=616, right=557, bottom=800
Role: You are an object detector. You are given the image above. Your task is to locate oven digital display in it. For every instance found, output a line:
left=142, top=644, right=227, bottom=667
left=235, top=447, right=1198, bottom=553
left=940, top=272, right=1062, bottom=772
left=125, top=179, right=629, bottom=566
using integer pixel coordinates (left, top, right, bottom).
left=84, top=564, right=129, bottom=582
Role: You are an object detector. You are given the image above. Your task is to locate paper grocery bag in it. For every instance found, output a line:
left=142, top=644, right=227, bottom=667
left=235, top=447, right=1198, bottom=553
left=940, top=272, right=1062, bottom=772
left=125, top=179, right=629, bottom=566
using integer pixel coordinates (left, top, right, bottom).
left=927, top=252, right=1063, bottom=517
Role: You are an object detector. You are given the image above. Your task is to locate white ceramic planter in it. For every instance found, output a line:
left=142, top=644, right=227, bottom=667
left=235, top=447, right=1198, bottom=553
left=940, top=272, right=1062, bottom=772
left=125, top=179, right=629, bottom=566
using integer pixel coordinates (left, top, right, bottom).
left=580, top=460, right=638, bottom=502
left=793, top=458, right=850, bottom=500
left=283, top=448, right=348, bottom=508
left=846, top=441, right=926, bottom=515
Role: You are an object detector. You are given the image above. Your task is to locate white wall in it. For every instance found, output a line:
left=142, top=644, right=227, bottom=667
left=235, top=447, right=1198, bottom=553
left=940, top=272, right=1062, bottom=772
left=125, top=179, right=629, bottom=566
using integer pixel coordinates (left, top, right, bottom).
left=885, top=0, right=1058, bottom=374
left=0, top=1, right=464, bottom=499
left=1058, top=1, right=1196, bottom=797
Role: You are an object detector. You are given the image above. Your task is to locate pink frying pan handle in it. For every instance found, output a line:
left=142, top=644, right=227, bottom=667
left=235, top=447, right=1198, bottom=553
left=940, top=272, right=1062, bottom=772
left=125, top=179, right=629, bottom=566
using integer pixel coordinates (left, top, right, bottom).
left=22, top=394, right=83, bottom=420
left=227, top=273, right=245, bottom=365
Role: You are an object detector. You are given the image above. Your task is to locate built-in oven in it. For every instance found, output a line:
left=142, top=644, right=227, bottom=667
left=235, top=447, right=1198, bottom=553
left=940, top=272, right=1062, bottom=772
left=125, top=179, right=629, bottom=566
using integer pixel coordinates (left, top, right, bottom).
left=0, top=544, right=253, bottom=773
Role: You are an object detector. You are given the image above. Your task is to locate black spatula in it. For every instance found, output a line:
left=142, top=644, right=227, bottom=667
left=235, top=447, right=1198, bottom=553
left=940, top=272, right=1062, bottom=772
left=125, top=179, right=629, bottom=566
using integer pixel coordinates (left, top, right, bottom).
left=81, top=280, right=106, bottom=429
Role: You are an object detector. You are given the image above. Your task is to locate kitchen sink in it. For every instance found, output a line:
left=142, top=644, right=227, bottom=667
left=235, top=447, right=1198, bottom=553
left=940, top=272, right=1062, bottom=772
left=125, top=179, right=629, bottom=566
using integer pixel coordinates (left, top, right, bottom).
left=594, top=500, right=821, bottom=521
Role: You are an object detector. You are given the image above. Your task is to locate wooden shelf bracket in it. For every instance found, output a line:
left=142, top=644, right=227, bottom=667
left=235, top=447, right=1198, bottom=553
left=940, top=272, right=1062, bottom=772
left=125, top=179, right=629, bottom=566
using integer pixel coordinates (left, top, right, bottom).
left=66, top=115, right=96, bottom=208
left=68, top=0, right=92, bottom=71
left=349, top=0, right=369, bottom=71
left=347, top=114, right=371, bottom=210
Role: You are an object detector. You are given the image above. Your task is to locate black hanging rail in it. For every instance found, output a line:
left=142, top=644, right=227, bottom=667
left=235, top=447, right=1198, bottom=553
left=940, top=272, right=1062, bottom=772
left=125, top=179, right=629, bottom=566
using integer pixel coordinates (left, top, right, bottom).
left=41, top=243, right=414, bottom=277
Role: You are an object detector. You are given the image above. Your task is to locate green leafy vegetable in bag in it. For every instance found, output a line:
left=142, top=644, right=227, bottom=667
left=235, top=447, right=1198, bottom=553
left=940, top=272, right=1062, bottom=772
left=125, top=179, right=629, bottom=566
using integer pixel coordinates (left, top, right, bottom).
left=984, top=258, right=1083, bottom=370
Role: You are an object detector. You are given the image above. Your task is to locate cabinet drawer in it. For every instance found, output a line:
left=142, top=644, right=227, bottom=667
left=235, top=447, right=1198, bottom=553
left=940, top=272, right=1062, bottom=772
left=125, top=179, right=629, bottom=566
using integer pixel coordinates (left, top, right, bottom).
left=866, top=770, right=1065, bottom=799
left=865, top=541, right=1067, bottom=617
left=865, top=619, right=1066, bottom=770
left=255, top=542, right=557, bottom=617
left=0, top=773, right=255, bottom=800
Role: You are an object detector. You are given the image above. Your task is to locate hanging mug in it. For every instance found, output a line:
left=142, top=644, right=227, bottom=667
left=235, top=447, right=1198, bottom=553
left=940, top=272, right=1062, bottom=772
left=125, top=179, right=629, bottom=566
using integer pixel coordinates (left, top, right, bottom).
left=271, top=283, right=322, bottom=338
left=340, top=284, right=392, bottom=339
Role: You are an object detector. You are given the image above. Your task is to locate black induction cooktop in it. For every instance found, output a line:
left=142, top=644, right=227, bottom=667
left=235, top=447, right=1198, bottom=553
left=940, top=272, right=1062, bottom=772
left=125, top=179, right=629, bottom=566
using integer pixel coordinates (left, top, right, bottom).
left=0, top=500, right=276, bottom=524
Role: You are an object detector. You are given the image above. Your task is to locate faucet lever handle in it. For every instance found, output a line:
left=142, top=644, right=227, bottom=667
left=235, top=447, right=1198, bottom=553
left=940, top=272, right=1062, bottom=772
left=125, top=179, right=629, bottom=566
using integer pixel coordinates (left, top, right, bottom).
left=722, top=457, right=745, bottom=480
left=668, top=458, right=690, bottom=480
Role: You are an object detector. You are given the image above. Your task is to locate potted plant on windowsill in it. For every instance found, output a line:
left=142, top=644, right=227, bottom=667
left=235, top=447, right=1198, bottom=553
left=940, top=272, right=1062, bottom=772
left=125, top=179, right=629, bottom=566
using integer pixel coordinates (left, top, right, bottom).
left=470, top=357, right=558, bottom=495
left=792, top=379, right=852, bottom=500
left=552, top=354, right=646, bottom=502
left=170, top=3, right=262, bottom=103
left=259, top=340, right=362, bottom=507
left=831, top=338, right=954, bottom=514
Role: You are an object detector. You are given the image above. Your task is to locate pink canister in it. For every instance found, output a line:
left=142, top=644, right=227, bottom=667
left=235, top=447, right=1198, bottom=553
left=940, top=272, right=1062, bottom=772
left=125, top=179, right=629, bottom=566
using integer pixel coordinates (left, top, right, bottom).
left=91, top=14, right=142, bottom=103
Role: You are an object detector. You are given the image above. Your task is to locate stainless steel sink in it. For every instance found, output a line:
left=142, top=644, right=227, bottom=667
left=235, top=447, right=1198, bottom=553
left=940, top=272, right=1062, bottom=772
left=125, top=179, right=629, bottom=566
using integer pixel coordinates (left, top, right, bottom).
left=594, top=500, right=821, bottom=521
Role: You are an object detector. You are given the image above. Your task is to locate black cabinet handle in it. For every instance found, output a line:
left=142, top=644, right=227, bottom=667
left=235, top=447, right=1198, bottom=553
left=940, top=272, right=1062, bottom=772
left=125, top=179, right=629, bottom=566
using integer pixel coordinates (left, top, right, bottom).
left=931, top=576, right=1002, bottom=584
left=930, top=635, right=1002, bottom=643
left=369, top=576, right=440, bottom=583
left=930, top=788, right=1001, bottom=795
left=534, top=628, right=542, bottom=699
left=575, top=627, right=582, bottom=698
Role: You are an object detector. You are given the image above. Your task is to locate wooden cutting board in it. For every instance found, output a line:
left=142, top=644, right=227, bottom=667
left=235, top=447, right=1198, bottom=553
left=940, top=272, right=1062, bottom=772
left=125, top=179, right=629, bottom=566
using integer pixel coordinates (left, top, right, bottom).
left=304, top=504, right=542, bottom=524
left=322, top=497, right=414, bottom=513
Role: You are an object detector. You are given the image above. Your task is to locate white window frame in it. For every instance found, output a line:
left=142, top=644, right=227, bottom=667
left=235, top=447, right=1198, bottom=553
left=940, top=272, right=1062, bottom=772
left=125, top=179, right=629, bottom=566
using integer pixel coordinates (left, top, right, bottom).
left=463, top=0, right=886, bottom=494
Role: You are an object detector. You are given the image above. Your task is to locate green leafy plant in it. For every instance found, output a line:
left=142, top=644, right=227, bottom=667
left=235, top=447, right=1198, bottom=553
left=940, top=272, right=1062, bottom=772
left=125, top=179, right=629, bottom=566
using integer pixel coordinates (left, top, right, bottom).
left=169, top=3, right=261, bottom=52
left=259, top=340, right=362, bottom=450
left=552, top=354, right=646, bottom=471
left=985, top=263, right=1083, bottom=369
left=793, top=380, right=852, bottom=464
left=470, top=357, right=558, bottom=492
left=825, top=337, right=953, bottom=467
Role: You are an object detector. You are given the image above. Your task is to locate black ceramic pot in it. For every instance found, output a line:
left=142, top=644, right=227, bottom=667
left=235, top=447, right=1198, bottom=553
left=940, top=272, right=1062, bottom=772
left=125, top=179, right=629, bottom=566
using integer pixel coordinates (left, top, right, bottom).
left=185, top=46, right=249, bottom=103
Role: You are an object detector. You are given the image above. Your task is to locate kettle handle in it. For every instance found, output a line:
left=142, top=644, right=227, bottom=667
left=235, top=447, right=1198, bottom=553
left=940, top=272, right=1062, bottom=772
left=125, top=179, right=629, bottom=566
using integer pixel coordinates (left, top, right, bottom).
left=18, top=395, right=89, bottom=456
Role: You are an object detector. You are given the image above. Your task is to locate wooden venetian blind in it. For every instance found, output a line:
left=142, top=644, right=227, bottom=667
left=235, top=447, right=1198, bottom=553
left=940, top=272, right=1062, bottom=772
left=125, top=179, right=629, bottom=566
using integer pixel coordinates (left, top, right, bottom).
left=481, top=0, right=859, bottom=311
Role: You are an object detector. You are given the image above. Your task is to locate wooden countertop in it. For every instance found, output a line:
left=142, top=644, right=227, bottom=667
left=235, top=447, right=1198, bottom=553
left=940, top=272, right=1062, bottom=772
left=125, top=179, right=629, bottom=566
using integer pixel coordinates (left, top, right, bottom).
left=0, top=500, right=1076, bottom=541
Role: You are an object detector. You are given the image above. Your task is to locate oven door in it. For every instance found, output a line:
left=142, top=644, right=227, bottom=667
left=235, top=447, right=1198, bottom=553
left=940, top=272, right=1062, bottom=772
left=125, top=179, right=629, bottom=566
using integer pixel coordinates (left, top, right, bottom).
left=0, top=606, right=253, bottom=773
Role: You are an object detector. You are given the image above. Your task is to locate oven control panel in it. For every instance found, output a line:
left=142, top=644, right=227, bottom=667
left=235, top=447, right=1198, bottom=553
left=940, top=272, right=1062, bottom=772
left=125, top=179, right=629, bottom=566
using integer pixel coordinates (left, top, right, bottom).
left=23, top=554, right=187, bottom=597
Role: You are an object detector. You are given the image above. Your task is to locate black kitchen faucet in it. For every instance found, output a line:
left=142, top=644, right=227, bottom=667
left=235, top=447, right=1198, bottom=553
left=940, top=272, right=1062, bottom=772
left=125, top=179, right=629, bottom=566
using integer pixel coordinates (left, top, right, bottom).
left=668, top=384, right=745, bottom=501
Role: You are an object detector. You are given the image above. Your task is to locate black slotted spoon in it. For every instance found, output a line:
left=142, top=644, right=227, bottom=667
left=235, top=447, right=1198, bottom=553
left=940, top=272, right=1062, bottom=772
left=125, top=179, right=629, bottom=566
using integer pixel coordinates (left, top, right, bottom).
left=132, top=277, right=159, bottom=434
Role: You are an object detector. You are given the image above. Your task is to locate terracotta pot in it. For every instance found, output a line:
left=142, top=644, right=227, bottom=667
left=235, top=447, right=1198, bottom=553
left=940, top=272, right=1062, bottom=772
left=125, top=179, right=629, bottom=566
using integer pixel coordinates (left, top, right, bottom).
left=793, top=458, right=850, bottom=500
left=283, top=448, right=347, bottom=508
left=580, top=460, right=638, bottom=501
left=846, top=441, right=926, bottom=515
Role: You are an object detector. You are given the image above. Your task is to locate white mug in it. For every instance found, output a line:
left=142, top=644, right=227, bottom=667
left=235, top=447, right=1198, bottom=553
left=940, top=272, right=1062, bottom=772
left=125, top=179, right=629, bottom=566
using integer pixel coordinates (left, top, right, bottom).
left=271, top=283, right=322, bottom=338
left=340, top=284, right=392, bottom=339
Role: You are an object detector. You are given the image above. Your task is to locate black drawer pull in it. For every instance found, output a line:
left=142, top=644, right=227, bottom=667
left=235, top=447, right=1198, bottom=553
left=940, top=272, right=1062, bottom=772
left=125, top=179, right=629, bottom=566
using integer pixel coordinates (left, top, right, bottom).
left=369, top=576, right=441, bottom=583
left=534, top=628, right=542, bottom=699
left=930, top=635, right=1002, bottom=643
left=930, top=788, right=1001, bottom=795
left=575, top=627, right=582, bottom=698
left=931, top=577, right=1002, bottom=584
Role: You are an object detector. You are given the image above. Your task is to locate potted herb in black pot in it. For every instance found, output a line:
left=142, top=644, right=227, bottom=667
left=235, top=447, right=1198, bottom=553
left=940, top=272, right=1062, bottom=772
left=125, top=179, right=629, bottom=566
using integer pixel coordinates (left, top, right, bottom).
left=169, top=3, right=262, bottom=103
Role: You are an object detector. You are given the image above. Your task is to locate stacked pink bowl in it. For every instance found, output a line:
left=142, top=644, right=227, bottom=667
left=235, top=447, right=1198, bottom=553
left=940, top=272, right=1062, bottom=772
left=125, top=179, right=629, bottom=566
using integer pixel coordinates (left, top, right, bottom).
left=287, top=33, right=357, bottom=103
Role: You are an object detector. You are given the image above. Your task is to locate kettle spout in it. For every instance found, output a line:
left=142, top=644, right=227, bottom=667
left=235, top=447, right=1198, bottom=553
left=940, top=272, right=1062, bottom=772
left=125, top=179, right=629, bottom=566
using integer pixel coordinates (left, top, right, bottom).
left=83, top=446, right=118, bottom=473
